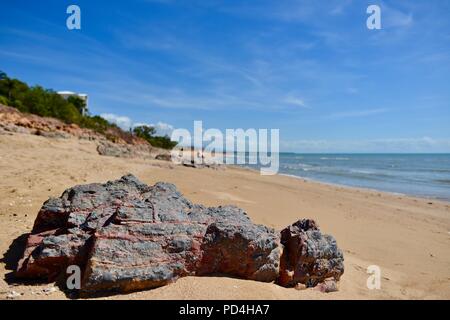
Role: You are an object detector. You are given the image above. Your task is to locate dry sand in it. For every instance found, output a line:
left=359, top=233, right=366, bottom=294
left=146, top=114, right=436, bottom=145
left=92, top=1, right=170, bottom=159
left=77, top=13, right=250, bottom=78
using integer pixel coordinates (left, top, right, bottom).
left=0, top=132, right=449, bottom=300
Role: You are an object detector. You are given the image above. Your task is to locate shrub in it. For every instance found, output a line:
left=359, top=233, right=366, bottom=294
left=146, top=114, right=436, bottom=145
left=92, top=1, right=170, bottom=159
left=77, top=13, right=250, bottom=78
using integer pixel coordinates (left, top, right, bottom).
left=133, top=125, right=177, bottom=149
left=0, top=70, right=177, bottom=150
left=0, top=95, right=9, bottom=106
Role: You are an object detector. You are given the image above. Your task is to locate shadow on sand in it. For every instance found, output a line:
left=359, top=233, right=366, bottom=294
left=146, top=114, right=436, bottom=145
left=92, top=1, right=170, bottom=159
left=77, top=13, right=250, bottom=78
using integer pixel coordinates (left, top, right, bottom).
left=1, top=233, right=29, bottom=284
left=1, top=233, right=78, bottom=299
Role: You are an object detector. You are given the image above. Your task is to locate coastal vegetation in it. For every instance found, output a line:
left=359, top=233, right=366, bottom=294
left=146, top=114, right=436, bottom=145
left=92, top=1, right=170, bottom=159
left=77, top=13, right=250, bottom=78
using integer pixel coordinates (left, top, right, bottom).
left=133, top=125, right=177, bottom=150
left=0, top=71, right=176, bottom=149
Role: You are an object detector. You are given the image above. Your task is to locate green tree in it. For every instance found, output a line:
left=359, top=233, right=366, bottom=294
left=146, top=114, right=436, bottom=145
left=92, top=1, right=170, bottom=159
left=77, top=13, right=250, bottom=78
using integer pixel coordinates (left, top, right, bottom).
left=0, top=71, right=15, bottom=101
left=133, top=125, right=177, bottom=149
left=0, top=95, right=9, bottom=105
left=68, top=96, right=87, bottom=115
left=0, top=71, right=177, bottom=150
left=133, top=125, right=156, bottom=139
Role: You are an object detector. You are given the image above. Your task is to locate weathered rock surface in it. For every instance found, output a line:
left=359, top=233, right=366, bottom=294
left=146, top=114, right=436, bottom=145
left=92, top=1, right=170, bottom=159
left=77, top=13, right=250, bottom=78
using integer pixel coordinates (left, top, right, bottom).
left=15, top=174, right=344, bottom=296
left=96, top=140, right=158, bottom=159
left=155, top=153, right=172, bottom=161
left=0, top=104, right=99, bottom=140
left=277, top=219, right=344, bottom=287
left=181, top=159, right=222, bottom=170
left=0, top=104, right=168, bottom=161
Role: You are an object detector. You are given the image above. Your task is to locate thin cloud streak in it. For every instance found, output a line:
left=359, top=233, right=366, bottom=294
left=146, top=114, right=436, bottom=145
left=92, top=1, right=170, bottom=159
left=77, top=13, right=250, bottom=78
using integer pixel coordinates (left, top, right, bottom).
left=328, top=108, right=389, bottom=119
left=284, top=96, right=309, bottom=108
left=281, top=137, right=450, bottom=153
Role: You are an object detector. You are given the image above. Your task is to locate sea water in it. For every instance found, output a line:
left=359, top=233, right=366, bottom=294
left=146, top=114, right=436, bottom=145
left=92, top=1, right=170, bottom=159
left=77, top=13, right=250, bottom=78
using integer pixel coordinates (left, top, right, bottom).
left=241, top=153, right=450, bottom=201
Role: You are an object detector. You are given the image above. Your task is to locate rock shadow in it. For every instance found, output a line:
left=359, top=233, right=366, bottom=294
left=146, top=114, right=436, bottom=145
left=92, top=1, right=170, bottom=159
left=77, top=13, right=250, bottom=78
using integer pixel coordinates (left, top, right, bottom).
left=1, top=233, right=32, bottom=284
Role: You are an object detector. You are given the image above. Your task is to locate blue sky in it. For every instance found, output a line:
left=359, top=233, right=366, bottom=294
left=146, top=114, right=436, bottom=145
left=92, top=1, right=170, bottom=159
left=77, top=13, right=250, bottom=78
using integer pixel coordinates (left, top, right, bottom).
left=1, top=0, right=449, bottom=152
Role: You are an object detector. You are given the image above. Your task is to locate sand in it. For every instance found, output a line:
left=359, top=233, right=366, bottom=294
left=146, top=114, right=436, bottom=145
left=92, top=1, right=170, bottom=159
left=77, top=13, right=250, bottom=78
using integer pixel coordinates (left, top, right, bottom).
left=0, top=132, right=449, bottom=300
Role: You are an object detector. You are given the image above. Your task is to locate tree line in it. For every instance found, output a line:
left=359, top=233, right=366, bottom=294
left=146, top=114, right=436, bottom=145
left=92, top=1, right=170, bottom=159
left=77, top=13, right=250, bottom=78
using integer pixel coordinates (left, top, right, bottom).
left=0, top=71, right=176, bottom=149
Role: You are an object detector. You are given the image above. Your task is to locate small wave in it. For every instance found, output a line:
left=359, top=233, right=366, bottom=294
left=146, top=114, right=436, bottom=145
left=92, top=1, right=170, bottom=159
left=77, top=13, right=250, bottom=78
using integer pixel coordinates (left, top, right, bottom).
left=350, top=169, right=375, bottom=174
left=430, top=169, right=450, bottom=173
left=282, top=162, right=315, bottom=171
left=435, top=179, right=450, bottom=185
left=319, top=157, right=349, bottom=161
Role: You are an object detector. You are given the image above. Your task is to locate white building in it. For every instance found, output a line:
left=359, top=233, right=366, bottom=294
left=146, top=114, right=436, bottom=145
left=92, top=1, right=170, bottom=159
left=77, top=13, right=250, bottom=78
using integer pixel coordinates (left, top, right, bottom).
left=57, top=91, right=88, bottom=114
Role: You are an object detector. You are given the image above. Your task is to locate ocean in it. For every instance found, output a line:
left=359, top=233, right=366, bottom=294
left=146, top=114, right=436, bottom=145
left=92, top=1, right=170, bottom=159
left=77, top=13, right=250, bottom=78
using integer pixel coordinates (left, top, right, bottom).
left=242, top=153, right=450, bottom=201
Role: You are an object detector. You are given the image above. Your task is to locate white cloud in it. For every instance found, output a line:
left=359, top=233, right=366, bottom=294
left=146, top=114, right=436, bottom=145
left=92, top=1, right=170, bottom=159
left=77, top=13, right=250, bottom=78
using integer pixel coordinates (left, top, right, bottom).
left=329, top=108, right=388, bottom=119
left=329, top=0, right=353, bottom=16
left=100, top=113, right=133, bottom=130
left=381, top=2, right=414, bottom=28
left=100, top=113, right=174, bottom=136
left=284, top=96, right=308, bottom=108
left=134, top=121, right=174, bottom=137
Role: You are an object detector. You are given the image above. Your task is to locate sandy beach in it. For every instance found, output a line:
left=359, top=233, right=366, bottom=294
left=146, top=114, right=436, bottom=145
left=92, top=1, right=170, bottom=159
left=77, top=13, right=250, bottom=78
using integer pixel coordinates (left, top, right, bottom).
left=0, top=132, right=449, bottom=300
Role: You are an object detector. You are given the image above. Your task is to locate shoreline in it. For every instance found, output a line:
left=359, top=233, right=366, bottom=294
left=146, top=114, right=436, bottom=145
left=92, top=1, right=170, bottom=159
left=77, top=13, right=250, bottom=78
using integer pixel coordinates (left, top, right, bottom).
left=227, top=152, right=450, bottom=203
left=235, top=165, right=450, bottom=204
left=277, top=173, right=450, bottom=204
left=1, top=133, right=449, bottom=299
